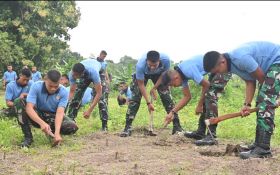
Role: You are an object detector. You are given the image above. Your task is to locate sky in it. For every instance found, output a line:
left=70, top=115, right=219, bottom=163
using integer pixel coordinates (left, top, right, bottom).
left=68, top=1, right=280, bottom=63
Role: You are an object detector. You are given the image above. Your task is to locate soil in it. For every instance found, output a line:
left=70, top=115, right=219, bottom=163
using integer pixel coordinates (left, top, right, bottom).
left=1, top=127, right=280, bottom=175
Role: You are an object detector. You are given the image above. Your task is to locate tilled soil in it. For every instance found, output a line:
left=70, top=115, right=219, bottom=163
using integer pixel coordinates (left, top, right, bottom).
left=1, top=128, right=280, bottom=175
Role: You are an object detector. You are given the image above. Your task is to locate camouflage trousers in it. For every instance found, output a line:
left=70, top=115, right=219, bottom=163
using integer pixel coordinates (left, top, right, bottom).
left=18, top=99, right=78, bottom=135
left=126, top=74, right=178, bottom=120
left=256, top=63, right=280, bottom=133
left=66, top=72, right=109, bottom=121
left=197, top=72, right=232, bottom=135
left=204, top=72, right=232, bottom=119
left=0, top=98, right=26, bottom=118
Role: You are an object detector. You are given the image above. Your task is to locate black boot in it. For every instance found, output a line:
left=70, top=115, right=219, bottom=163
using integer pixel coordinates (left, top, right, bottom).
left=184, top=113, right=206, bottom=140
left=101, top=120, right=108, bottom=131
left=194, top=124, right=217, bottom=146
left=120, top=118, right=133, bottom=137
left=240, top=128, right=272, bottom=159
left=172, top=115, right=184, bottom=135
left=240, top=125, right=260, bottom=151
left=20, top=123, right=33, bottom=148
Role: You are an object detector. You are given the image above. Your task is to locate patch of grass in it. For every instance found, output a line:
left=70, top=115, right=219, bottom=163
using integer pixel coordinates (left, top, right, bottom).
left=1, top=78, right=280, bottom=153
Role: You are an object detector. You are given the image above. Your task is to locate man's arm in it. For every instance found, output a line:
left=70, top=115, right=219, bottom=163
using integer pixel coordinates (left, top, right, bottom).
left=19, top=93, right=28, bottom=99
left=150, top=74, right=164, bottom=100
left=6, top=100, right=14, bottom=107
left=240, top=80, right=256, bottom=116
left=195, top=79, right=210, bottom=114
left=250, top=67, right=265, bottom=84
left=244, top=80, right=256, bottom=105
left=165, top=86, right=191, bottom=125
left=83, top=83, right=102, bottom=118
left=26, top=102, right=51, bottom=134
left=54, top=107, right=65, bottom=143
left=137, top=79, right=154, bottom=111
left=2, top=74, right=6, bottom=88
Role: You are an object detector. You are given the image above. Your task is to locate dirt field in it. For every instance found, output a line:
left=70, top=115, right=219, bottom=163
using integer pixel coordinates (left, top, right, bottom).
left=1, top=128, right=280, bottom=175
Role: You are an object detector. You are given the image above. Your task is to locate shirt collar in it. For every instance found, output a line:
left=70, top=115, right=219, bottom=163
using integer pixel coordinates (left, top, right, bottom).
left=42, top=82, right=60, bottom=95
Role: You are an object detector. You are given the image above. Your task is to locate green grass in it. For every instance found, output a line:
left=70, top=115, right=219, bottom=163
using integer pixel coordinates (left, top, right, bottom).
left=1, top=78, right=280, bottom=152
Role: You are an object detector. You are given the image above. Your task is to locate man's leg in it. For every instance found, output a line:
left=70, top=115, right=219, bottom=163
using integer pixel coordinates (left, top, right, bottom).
left=184, top=106, right=206, bottom=140
left=17, top=99, right=34, bottom=148
left=120, top=75, right=144, bottom=137
left=240, top=64, right=280, bottom=159
left=195, top=72, right=232, bottom=146
left=66, top=75, right=91, bottom=121
left=38, top=111, right=78, bottom=135
left=98, top=73, right=110, bottom=131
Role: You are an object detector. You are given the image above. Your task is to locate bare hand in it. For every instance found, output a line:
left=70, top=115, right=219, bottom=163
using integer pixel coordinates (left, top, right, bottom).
left=83, top=109, right=92, bottom=119
left=150, top=88, right=157, bottom=101
left=40, top=122, right=52, bottom=135
left=19, top=93, right=26, bottom=99
left=195, top=104, right=203, bottom=115
left=240, top=105, right=251, bottom=117
left=164, top=112, right=174, bottom=127
left=148, top=103, right=155, bottom=112
left=53, top=134, right=62, bottom=146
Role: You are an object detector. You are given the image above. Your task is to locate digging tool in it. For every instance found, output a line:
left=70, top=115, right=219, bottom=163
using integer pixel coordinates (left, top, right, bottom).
left=205, top=108, right=258, bottom=126
left=205, top=123, right=218, bottom=145
left=148, top=93, right=157, bottom=136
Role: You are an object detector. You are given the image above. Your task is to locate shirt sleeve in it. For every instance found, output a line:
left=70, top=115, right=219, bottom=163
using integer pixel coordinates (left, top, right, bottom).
left=161, top=55, right=171, bottom=71
left=90, top=69, right=101, bottom=84
left=26, top=81, right=34, bottom=92
left=136, top=64, right=145, bottom=80
left=14, top=72, right=17, bottom=80
left=3, top=72, right=7, bottom=80
left=38, top=72, right=42, bottom=79
left=58, top=89, right=68, bottom=108
left=68, top=71, right=76, bottom=85
left=5, top=84, right=13, bottom=101
left=26, top=83, right=38, bottom=105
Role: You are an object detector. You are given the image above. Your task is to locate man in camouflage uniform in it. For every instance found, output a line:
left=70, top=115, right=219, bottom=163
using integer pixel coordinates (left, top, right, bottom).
left=120, top=50, right=184, bottom=137
left=66, top=58, right=103, bottom=130
left=2, top=68, right=33, bottom=118
left=96, top=50, right=110, bottom=131
left=162, top=55, right=232, bottom=146
left=18, top=70, right=78, bottom=148
left=203, top=41, right=280, bottom=159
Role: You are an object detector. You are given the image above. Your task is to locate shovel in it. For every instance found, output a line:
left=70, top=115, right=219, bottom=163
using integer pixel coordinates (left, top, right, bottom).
left=148, top=92, right=157, bottom=136
left=205, top=108, right=258, bottom=126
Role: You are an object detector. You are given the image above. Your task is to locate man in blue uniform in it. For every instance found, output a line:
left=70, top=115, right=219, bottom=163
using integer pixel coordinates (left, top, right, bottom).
left=60, top=74, right=93, bottom=106
left=4, top=68, right=33, bottom=117
left=18, top=70, right=78, bottom=148
left=3, top=65, right=17, bottom=89
left=120, top=50, right=184, bottom=137
left=162, top=55, right=232, bottom=146
left=66, top=59, right=103, bottom=129
left=96, top=50, right=110, bottom=130
left=31, top=66, right=42, bottom=82
left=117, top=81, right=132, bottom=106
left=203, top=41, right=280, bottom=159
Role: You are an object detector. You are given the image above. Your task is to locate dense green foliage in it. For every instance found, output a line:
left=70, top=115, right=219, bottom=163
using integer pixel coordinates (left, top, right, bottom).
left=0, top=1, right=81, bottom=74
